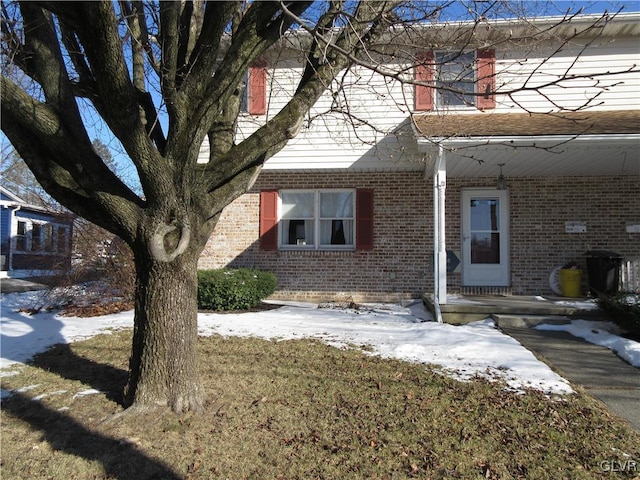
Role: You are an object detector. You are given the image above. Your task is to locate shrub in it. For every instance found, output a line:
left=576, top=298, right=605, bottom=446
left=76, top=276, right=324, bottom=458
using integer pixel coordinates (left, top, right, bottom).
left=197, top=268, right=277, bottom=311
left=596, top=293, right=640, bottom=339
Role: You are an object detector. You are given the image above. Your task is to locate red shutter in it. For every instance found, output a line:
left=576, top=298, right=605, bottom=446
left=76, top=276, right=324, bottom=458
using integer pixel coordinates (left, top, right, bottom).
left=476, top=49, right=496, bottom=110
left=414, top=51, right=434, bottom=111
left=248, top=62, right=267, bottom=115
left=356, top=189, right=374, bottom=250
left=260, top=190, right=278, bottom=250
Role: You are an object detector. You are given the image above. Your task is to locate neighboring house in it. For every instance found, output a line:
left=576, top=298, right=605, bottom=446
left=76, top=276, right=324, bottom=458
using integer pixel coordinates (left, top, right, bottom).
left=198, top=13, right=640, bottom=303
left=0, top=186, right=73, bottom=278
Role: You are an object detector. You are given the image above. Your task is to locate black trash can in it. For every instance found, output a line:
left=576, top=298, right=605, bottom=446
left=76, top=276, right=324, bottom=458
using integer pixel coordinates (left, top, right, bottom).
left=584, top=250, right=623, bottom=296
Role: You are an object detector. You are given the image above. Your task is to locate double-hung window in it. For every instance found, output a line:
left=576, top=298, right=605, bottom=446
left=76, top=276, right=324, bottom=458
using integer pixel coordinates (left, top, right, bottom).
left=16, top=221, right=28, bottom=251
left=56, top=225, right=69, bottom=253
left=415, top=49, right=495, bottom=111
left=280, top=190, right=355, bottom=250
left=435, top=51, right=476, bottom=108
left=31, top=223, right=43, bottom=252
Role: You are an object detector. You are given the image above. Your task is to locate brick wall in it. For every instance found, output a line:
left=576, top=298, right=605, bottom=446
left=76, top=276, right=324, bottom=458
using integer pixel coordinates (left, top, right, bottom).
left=199, top=171, right=433, bottom=302
left=199, top=172, right=640, bottom=300
left=447, top=176, right=640, bottom=295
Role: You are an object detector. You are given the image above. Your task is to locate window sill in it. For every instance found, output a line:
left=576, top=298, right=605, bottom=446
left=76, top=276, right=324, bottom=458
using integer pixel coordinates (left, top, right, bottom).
left=277, top=248, right=355, bottom=255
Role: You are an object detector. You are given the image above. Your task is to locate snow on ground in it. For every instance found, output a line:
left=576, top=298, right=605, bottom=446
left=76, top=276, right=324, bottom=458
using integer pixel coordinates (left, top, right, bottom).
left=1, top=291, right=133, bottom=374
left=10, top=290, right=638, bottom=396
left=197, top=301, right=573, bottom=394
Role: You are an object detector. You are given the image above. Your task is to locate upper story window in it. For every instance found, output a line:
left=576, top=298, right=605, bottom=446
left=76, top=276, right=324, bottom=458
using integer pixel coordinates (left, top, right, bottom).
left=415, top=49, right=495, bottom=111
left=280, top=190, right=355, bottom=250
left=435, top=51, right=476, bottom=107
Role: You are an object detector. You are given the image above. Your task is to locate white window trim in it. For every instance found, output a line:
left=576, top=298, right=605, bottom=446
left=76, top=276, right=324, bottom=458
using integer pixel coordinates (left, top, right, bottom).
left=278, top=189, right=356, bottom=251
left=12, top=219, right=70, bottom=255
left=434, top=51, right=476, bottom=110
left=14, top=220, right=29, bottom=252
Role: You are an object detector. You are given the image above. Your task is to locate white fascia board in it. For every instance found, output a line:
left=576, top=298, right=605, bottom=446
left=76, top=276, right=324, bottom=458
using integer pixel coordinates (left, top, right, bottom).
left=0, top=186, right=26, bottom=203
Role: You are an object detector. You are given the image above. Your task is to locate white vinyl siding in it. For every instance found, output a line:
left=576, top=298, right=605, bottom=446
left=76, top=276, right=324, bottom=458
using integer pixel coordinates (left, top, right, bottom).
left=196, top=30, right=639, bottom=170
left=497, top=37, right=640, bottom=112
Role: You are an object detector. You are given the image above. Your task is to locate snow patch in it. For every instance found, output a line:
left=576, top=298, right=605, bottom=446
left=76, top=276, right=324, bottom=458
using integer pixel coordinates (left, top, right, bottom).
left=2, top=291, right=577, bottom=396
left=536, top=320, right=640, bottom=367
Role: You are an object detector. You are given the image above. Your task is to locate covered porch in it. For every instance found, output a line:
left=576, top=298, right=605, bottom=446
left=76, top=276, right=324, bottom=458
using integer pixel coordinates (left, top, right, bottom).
left=412, top=110, right=640, bottom=323
left=421, top=293, right=603, bottom=325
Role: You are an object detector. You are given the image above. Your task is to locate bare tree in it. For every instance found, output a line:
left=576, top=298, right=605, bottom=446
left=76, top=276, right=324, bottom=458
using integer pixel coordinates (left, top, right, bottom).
left=1, top=1, right=635, bottom=414
left=2, top=141, right=135, bottom=302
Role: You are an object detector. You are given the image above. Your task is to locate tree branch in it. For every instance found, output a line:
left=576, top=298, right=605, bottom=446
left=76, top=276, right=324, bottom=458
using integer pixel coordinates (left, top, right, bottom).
left=49, top=1, right=170, bottom=204
left=1, top=75, right=142, bottom=239
left=198, top=1, right=400, bottom=213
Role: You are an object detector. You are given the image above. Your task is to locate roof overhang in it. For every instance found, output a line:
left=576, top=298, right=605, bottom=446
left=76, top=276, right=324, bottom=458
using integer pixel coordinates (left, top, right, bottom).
left=272, top=12, right=640, bottom=55
left=414, top=110, right=640, bottom=177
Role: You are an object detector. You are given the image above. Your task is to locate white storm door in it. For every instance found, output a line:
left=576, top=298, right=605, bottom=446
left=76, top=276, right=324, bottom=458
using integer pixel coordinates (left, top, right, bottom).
left=461, top=189, right=510, bottom=286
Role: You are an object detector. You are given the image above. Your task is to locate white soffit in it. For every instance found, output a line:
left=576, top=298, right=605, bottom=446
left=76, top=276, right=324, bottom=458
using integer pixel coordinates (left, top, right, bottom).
left=433, top=136, right=640, bottom=177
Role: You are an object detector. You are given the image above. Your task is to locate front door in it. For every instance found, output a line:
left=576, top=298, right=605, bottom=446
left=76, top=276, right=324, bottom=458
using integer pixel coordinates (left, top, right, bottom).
left=461, top=189, right=510, bottom=286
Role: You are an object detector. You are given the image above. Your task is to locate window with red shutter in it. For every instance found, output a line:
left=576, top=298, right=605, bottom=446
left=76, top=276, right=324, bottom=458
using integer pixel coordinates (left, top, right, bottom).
left=258, top=189, right=372, bottom=251
left=417, top=50, right=496, bottom=110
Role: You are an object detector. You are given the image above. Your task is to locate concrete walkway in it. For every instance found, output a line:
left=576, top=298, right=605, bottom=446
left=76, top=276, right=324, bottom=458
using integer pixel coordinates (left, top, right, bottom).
left=1, top=277, right=49, bottom=293
left=500, top=325, right=640, bottom=431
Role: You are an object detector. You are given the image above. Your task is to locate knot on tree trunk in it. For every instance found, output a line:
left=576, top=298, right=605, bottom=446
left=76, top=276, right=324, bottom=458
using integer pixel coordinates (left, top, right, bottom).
left=149, top=221, right=191, bottom=262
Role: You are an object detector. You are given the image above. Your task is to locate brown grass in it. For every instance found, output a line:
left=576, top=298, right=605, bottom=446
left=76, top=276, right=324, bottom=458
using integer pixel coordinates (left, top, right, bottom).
left=1, top=330, right=639, bottom=479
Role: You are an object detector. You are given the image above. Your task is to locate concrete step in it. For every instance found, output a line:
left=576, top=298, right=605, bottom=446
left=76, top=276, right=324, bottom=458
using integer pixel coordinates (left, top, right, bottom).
left=491, top=314, right=572, bottom=328
left=422, top=294, right=606, bottom=325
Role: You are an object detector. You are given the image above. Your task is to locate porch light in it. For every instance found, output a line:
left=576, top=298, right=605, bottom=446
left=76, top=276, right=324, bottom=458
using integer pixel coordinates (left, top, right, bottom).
left=496, top=163, right=507, bottom=190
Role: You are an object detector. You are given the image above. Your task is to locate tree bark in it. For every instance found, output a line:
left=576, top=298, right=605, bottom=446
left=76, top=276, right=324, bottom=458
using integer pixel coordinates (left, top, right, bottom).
left=124, top=245, right=204, bottom=413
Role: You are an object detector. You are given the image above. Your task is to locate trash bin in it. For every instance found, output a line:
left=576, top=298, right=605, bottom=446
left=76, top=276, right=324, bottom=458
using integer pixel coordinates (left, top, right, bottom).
left=585, top=250, right=623, bottom=296
left=560, top=268, right=582, bottom=297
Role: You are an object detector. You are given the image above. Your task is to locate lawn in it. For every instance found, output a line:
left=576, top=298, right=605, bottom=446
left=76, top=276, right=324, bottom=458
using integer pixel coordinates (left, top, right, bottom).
left=1, top=330, right=639, bottom=479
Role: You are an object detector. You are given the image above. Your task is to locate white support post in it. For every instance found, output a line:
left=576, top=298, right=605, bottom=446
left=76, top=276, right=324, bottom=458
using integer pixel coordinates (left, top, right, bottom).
left=433, top=146, right=447, bottom=322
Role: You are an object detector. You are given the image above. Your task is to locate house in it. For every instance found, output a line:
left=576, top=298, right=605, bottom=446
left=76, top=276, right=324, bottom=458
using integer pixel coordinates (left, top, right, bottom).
left=197, top=12, right=640, bottom=304
left=0, top=186, right=73, bottom=278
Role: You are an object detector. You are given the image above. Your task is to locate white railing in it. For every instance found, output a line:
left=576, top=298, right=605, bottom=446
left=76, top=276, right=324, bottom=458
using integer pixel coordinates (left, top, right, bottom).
left=620, top=257, right=640, bottom=293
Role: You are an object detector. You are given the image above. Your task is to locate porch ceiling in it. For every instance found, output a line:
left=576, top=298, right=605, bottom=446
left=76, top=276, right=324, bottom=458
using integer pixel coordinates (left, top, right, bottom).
left=438, top=139, right=638, bottom=177
left=415, top=110, right=640, bottom=177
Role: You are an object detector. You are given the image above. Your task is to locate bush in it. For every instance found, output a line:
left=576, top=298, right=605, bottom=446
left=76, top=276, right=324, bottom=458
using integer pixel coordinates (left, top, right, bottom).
left=197, top=268, right=277, bottom=311
left=596, top=293, right=640, bottom=339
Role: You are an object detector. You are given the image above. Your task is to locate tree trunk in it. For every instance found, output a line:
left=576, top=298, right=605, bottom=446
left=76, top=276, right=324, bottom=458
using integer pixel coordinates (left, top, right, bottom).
left=124, top=246, right=204, bottom=413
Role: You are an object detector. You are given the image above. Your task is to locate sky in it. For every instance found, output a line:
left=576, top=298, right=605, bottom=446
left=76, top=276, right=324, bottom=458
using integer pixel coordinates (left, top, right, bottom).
left=2, top=289, right=639, bottom=401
